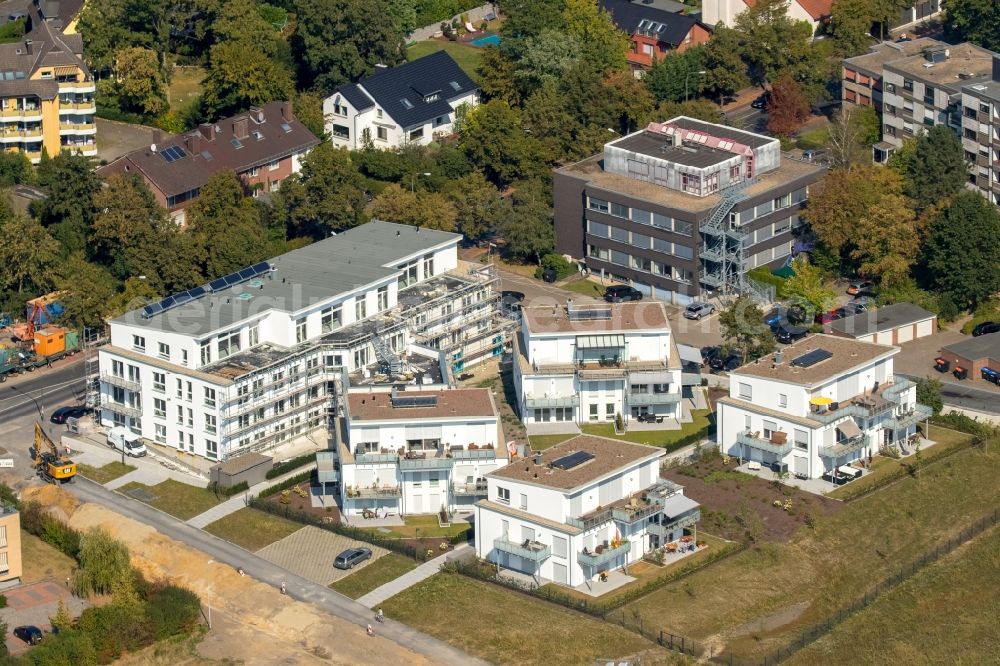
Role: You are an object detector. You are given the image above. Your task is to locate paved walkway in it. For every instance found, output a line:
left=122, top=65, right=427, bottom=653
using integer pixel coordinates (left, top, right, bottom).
left=357, top=543, right=472, bottom=608
left=186, top=465, right=317, bottom=528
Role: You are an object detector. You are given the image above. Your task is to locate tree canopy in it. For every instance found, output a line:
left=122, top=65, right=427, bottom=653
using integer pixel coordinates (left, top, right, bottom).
left=943, top=0, right=1000, bottom=51
left=892, top=125, right=967, bottom=212
left=924, top=191, right=1000, bottom=309
left=719, top=296, right=776, bottom=363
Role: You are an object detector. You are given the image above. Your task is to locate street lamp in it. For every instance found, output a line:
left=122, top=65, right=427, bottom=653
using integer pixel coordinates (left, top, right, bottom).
left=685, top=70, right=707, bottom=103
left=410, top=172, right=431, bottom=192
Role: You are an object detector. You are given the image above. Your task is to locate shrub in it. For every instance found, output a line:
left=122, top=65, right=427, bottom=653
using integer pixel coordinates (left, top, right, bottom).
left=20, top=501, right=81, bottom=559
left=144, top=584, right=201, bottom=640
left=266, top=453, right=317, bottom=479
left=534, top=252, right=576, bottom=280
left=931, top=412, right=994, bottom=437
left=256, top=470, right=313, bottom=498
left=73, top=528, right=133, bottom=597
left=208, top=480, right=249, bottom=497
left=19, top=628, right=97, bottom=666
left=76, top=602, right=150, bottom=663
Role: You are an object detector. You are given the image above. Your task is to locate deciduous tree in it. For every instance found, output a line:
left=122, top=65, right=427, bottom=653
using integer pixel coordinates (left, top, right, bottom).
left=0, top=202, right=58, bottom=294
left=561, top=0, right=629, bottom=74
left=780, top=258, right=837, bottom=318
left=654, top=99, right=723, bottom=123
left=186, top=171, right=268, bottom=277
left=72, top=528, right=133, bottom=598
left=829, top=0, right=877, bottom=56
left=501, top=180, right=554, bottom=264
left=113, top=47, right=167, bottom=115
left=645, top=48, right=706, bottom=103
left=827, top=105, right=880, bottom=168
left=202, top=40, right=295, bottom=119
left=924, top=191, right=1000, bottom=309
left=943, top=0, right=1000, bottom=50
left=460, top=100, right=545, bottom=187
left=445, top=171, right=510, bottom=242
left=766, top=73, right=810, bottom=136
left=33, top=153, right=101, bottom=256
left=699, top=25, right=750, bottom=102
left=893, top=124, right=966, bottom=212
left=274, top=143, right=369, bottom=235
left=734, top=0, right=817, bottom=88
left=719, top=296, right=775, bottom=363
left=54, top=254, right=119, bottom=328
left=851, top=172, right=917, bottom=286
left=365, top=183, right=458, bottom=231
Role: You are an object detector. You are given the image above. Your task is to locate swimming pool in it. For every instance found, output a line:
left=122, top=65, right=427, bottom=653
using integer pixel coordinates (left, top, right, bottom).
left=471, top=34, right=501, bottom=48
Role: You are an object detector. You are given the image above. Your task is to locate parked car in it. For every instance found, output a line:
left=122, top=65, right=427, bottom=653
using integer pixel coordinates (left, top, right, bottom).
left=972, top=321, right=1000, bottom=337
left=50, top=405, right=91, bottom=424
left=13, top=626, right=42, bottom=646
left=766, top=304, right=808, bottom=329
left=775, top=323, right=810, bottom=344
left=700, top=345, right=721, bottom=367
left=604, top=285, right=643, bottom=303
left=540, top=269, right=558, bottom=283
left=848, top=295, right=876, bottom=309
left=840, top=301, right=869, bottom=316
left=751, top=92, right=771, bottom=109
left=710, top=351, right=742, bottom=372
left=846, top=279, right=875, bottom=296
left=334, top=547, right=373, bottom=570
left=815, top=308, right=849, bottom=324
left=500, top=291, right=525, bottom=318
left=107, top=426, right=148, bottom=457
left=683, top=302, right=715, bottom=320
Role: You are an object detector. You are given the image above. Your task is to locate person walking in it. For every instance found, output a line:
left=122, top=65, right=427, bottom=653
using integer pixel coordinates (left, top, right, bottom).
left=375, top=608, right=384, bottom=623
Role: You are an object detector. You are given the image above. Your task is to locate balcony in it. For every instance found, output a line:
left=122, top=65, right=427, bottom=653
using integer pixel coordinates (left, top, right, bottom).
left=735, top=430, right=793, bottom=456
left=58, top=101, right=96, bottom=113
left=893, top=403, right=933, bottom=431
left=399, top=455, right=454, bottom=471
left=0, top=107, right=41, bottom=119
left=452, top=481, right=488, bottom=496
left=882, top=379, right=915, bottom=404
left=316, top=451, right=339, bottom=484
left=612, top=501, right=662, bottom=525
left=451, top=448, right=496, bottom=461
left=348, top=485, right=402, bottom=498
left=59, top=123, right=96, bottom=134
left=354, top=452, right=399, bottom=464
left=819, top=435, right=871, bottom=459
left=494, top=537, right=551, bottom=562
left=524, top=394, right=579, bottom=408
left=646, top=510, right=700, bottom=537
left=628, top=391, right=681, bottom=406
left=0, top=127, right=42, bottom=139
left=106, top=402, right=141, bottom=418
left=58, top=80, right=96, bottom=92
left=578, top=541, right=631, bottom=568
left=101, top=373, right=141, bottom=392
left=567, top=508, right=613, bottom=531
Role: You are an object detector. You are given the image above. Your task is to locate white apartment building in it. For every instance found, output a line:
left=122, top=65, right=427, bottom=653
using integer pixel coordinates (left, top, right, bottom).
left=324, top=50, right=479, bottom=151
left=475, top=435, right=701, bottom=587
left=330, top=387, right=508, bottom=518
left=96, top=221, right=505, bottom=461
left=716, top=334, right=932, bottom=479
left=513, top=301, right=683, bottom=428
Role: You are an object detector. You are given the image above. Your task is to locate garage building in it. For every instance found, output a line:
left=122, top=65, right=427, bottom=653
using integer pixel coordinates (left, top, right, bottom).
left=828, top=303, right=936, bottom=344
left=937, top=333, right=1000, bottom=383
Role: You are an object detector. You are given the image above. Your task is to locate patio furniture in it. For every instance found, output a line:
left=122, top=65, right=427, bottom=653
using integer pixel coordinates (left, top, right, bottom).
left=770, top=431, right=787, bottom=445
left=747, top=461, right=761, bottom=471
left=666, top=543, right=677, bottom=552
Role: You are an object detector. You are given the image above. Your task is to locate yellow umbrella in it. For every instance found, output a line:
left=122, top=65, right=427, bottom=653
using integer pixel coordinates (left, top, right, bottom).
left=810, top=396, right=833, bottom=406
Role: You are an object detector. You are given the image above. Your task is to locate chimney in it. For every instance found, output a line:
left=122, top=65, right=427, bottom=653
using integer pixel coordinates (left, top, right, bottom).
left=233, top=117, right=249, bottom=140
left=249, top=106, right=265, bottom=124
left=198, top=123, right=216, bottom=141
left=280, top=101, right=293, bottom=122
left=185, top=133, right=201, bottom=154
left=23, top=39, right=32, bottom=55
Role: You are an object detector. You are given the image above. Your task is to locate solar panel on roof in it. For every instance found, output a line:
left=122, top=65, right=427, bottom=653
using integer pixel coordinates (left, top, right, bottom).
left=223, top=273, right=242, bottom=286
left=160, top=145, right=186, bottom=163
left=551, top=451, right=595, bottom=471
left=209, top=278, right=228, bottom=292
left=251, top=261, right=271, bottom=275
left=391, top=395, right=437, bottom=408
left=791, top=349, right=834, bottom=368
left=172, top=292, right=192, bottom=306
left=207, top=262, right=273, bottom=292
left=568, top=307, right=612, bottom=321
left=140, top=303, right=161, bottom=319
left=238, top=266, right=257, bottom=280
left=188, top=286, right=206, bottom=299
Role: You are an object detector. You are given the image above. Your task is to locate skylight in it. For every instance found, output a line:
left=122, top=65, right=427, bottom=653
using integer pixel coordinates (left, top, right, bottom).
left=449, top=81, right=461, bottom=91
left=280, top=122, right=292, bottom=133
left=231, top=138, right=243, bottom=149
left=201, top=150, right=213, bottom=161
left=400, top=98, right=414, bottom=109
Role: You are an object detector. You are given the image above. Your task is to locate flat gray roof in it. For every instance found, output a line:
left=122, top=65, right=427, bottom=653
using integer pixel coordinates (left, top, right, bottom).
left=114, top=220, right=459, bottom=337
left=829, top=303, right=936, bottom=338
left=613, top=131, right=734, bottom=169
left=843, top=38, right=945, bottom=74
left=965, top=79, right=1000, bottom=102
left=942, top=332, right=1000, bottom=362
left=883, top=42, right=996, bottom=91
left=669, top=116, right=774, bottom=150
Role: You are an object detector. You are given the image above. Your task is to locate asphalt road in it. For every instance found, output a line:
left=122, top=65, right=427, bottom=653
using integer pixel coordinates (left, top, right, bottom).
left=725, top=105, right=768, bottom=132
left=67, top=478, right=486, bottom=666
left=898, top=373, right=1000, bottom=415
left=0, top=357, right=88, bottom=423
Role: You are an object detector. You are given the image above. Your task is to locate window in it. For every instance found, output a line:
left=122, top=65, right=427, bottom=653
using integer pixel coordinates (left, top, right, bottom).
left=132, top=335, right=145, bottom=352
left=331, top=124, right=349, bottom=140
left=187, top=407, right=193, bottom=427
left=181, top=349, right=188, bottom=366
left=631, top=255, right=651, bottom=272
left=779, top=393, right=787, bottom=408
left=321, top=306, right=342, bottom=333
left=587, top=197, right=609, bottom=213
left=268, top=161, right=279, bottom=172
left=794, top=428, right=808, bottom=450
left=355, top=298, right=366, bottom=321
left=884, top=103, right=896, bottom=115
left=497, top=486, right=510, bottom=504
left=429, top=472, right=439, bottom=488
left=296, top=318, right=307, bottom=343
left=631, top=232, right=650, bottom=249
left=186, top=381, right=193, bottom=402
left=610, top=202, right=629, bottom=218
left=333, top=103, right=348, bottom=116
left=590, top=404, right=599, bottom=421
left=610, top=226, right=629, bottom=242
left=205, top=414, right=217, bottom=435
left=964, top=128, right=976, bottom=140
left=408, top=127, right=424, bottom=141
left=378, top=286, right=388, bottom=311
left=376, top=108, right=383, bottom=119
left=158, top=342, right=170, bottom=359
left=247, top=166, right=259, bottom=177
left=520, top=493, right=528, bottom=510
left=111, top=386, right=125, bottom=405
left=152, top=372, right=165, bottom=393
left=630, top=208, right=651, bottom=225
left=112, top=359, right=124, bottom=377
left=588, top=245, right=609, bottom=261
left=200, top=342, right=212, bottom=366
left=248, top=325, right=259, bottom=347
left=773, top=193, right=791, bottom=209
left=763, top=419, right=777, bottom=439
left=376, top=126, right=388, bottom=141
left=176, top=378, right=183, bottom=399
left=153, top=398, right=166, bottom=418
left=422, top=253, right=434, bottom=278
left=738, top=382, right=752, bottom=400
left=206, top=439, right=218, bottom=460
left=154, top=424, right=167, bottom=444
left=587, top=220, right=609, bottom=238
left=217, top=331, right=240, bottom=359
left=204, top=387, right=216, bottom=408
left=176, top=405, right=184, bottom=424
left=903, top=78, right=913, bottom=92
left=606, top=402, right=615, bottom=417
left=413, top=473, right=423, bottom=488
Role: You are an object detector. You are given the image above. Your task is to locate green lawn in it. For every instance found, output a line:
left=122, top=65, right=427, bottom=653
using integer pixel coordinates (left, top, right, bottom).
left=76, top=461, right=136, bottom=484
left=826, top=424, right=971, bottom=500
left=620, top=435, right=999, bottom=661
left=329, top=554, right=418, bottom=599
left=406, top=41, right=482, bottom=81
left=580, top=409, right=713, bottom=449
left=203, top=507, right=303, bottom=552
left=528, top=433, right=576, bottom=450
left=118, top=479, right=222, bottom=521
left=382, top=572, right=661, bottom=665
left=561, top=277, right=606, bottom=299
left=168, top=65, right=205, bottom=115
left=20, top=531, right=76, bottom=585
left=789, top=524, right=1000, bottom=666
left=361, top=514, right=472, bottom=540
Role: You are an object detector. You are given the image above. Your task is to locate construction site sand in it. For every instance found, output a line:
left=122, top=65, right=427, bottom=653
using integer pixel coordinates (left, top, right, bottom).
left=49, top=495, right=429, bottom=666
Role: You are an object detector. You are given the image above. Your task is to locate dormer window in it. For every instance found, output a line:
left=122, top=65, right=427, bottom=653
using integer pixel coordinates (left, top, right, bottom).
left=423, top=93, right=439, bottom=103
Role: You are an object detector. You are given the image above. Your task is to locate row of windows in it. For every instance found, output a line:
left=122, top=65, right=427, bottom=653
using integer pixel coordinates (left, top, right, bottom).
left=587, top=244, right=694, bottom=283
left=587, top=220, right=695, bottom=260
left=587, top=197, right=694, bottom=236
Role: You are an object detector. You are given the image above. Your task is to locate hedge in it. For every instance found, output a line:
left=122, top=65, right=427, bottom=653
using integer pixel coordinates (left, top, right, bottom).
left=209, top=480, right=249, bottom=497
left=266, top=452, right=317, bottom=479
left=255, top=470, right=313, bottom=498
left=249, top=498, right=427, bottom=561
left=930, top=412, right=995, bottom=438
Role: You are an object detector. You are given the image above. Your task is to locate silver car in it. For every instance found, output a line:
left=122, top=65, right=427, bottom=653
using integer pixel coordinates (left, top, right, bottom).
left=683, top=302, right=715, bottom=320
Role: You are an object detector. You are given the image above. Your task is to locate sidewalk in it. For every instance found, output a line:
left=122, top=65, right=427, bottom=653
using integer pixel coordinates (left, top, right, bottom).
left=185, top=465, right=318, bottom=528
left=356, top=543, right=472, bottom=608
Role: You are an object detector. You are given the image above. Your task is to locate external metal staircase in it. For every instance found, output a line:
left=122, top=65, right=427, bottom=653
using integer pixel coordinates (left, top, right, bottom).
left=371, top=329, right=404, bottom=375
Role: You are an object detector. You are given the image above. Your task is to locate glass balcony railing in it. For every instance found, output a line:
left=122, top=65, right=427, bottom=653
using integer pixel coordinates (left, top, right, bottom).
left=628, top=391, right=682, bottom=406
left=354, top=452, right=399, bottom=464
left=819, top=435, right=871, bottom=459
left=894, top=403, right=933, bottom=430
left=451, top=448, right=496, bottom=461
left=567, top=509, right=613, bottom=531
left=524, top=394, right=579, bottom=408
left=494, top=537, right=551, bottom=562
left=348, top=486, right=402, bottom=498
left=646, top=510, right=700, bottom=537
left=735, top=431, right=793, bottom=456
left=578, top=541, right=631, bottom=568
left=399, top=456, right=454, bottom=470
left=451, top=481, right=488, bottom=496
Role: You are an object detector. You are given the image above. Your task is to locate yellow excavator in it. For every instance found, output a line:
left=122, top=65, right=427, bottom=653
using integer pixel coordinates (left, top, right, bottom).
left=33, top=422, right=76, bottom=484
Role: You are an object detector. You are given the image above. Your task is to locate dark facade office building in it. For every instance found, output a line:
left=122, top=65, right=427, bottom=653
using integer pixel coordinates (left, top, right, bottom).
left=554, top=117, right=825, bottom=305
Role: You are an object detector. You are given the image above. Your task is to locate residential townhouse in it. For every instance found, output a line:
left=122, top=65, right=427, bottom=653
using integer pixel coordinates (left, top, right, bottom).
left=0, top=0, right=95, bottom=163
left=329, top=387, right=509, bottom=518
left=95, top=221, right=506, bottom=462
left=703, top=0, right=832, bottom=34
left=98, top=101, right=319, bottom=226
left=475, top=436, right=701, bottom=587
left=959, top=56, right=1000, bottom=205
left=324, top=51, right=479, bottom=151
left=512, top=301, right=684, bottom=428
left=599, top=0, right=710, bottom=75
left=554, top=117, right=824, bottom=305
left=716, top=334, right=932, bottom=479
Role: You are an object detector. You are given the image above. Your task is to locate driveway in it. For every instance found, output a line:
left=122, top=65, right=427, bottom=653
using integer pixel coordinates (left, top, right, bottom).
left=893, top=329, right=1000, bottom=413
left=95, top=118, right=158, bottom=164
left=2, top=581, right=88, bottom=656
left=255, top=526, right=388, bottom=586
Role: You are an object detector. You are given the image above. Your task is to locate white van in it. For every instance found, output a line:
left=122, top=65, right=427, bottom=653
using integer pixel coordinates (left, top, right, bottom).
left=107, top=427, right=148, bottom=457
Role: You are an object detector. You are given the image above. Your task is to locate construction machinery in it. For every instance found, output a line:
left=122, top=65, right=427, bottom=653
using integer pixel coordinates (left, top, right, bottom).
left=32, top=422, right=76, bottom=484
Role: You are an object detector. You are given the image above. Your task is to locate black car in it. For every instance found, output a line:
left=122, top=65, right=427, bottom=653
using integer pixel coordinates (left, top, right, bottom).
left=775, top=323, right=810, bottom=344
left=50, top=405, right=91, bottom=424
left=700, top=345, right=721, bottom=367
left=710, top=351, right=742, bottom=372
left=972, top=321, right=1000, bottom=337
left=13, top=626, right=42, bottom=645
left=750, top=92, right=771, bottom=109
left=540, top=268, right=558, bottom=283
left=334, top=547, right=373, bottom=570
left=604, top=285, right=643, bottom=303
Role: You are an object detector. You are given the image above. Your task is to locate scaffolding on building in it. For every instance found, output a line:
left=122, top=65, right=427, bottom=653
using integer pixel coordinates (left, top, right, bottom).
left=698, top=178, right=775, bottom=305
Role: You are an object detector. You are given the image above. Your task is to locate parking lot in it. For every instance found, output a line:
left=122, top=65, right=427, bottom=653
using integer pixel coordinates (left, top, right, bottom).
left=254, top=526, right=389, bottom=586
left=1, top=582, right=89, bottom=657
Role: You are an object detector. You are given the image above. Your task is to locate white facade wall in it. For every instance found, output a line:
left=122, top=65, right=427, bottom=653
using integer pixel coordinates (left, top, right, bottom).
left=702, top=0, right=820, bottom=32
